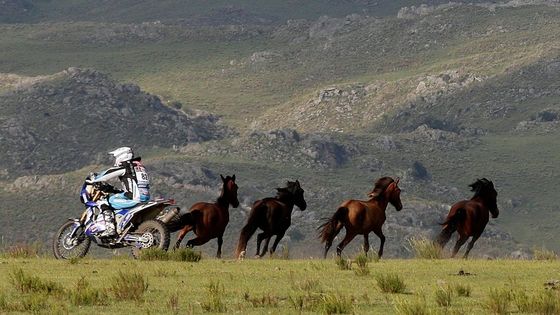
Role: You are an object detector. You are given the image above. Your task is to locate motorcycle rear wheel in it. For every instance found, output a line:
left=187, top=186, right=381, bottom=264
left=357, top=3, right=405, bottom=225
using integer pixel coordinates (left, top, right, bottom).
left=53, top=220, right=91, bottom=259
left=131, top=220, right=170, bottom=259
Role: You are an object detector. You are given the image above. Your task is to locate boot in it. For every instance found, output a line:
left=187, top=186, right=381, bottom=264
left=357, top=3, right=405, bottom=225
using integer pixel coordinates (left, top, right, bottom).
left=100, top=209, right=117, bottom=237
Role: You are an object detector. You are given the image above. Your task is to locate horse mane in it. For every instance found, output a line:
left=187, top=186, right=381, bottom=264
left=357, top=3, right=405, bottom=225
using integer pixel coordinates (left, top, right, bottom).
left=469, top=178, right=495, bottom=198
left=368, top=177, right=395, bottom=200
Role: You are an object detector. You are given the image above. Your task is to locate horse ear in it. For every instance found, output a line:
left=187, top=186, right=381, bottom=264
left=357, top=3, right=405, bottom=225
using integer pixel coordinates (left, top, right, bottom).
left=220, top=174, right=225, bottom=181
left=232, top=174, right=236, bottom=181
left=395, top=177, right=400, bottom=185
left=296, top=179, right=300, bottom=186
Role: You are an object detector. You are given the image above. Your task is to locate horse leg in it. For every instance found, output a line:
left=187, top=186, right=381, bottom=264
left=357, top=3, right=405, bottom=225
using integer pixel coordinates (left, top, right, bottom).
left=451, top=234, right=469, bottom=258
left=235, top=223, right=258, bottom=258
left=174, top=225, right=193, bottom=249
left=185, top=236, right=209, bottom=248
left=336, top=232, right=357, bottom=257
left=373, top=229, right=385, bottom=258
left=324, top=223, right=343, bottom=259
left=256, top=232, right=266, bottom=257
left=363, top=233, right=370, bottom=256
left=270, top=232, right=286, bottom=255
left=463, top=232, right=482, bottom=259
left=216, top=236, right=223, bottom=259
left=260, top=236, right=272, bottom=257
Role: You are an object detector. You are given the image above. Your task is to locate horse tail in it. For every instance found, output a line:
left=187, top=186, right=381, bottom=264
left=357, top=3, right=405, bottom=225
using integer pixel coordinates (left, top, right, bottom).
left=318, top=207, right=348, bottom=244
left=177, top=210, right=201, bottom=228
left=235, top=201, right=266, bottom=258
left=436, top=208, right=466, bottom=247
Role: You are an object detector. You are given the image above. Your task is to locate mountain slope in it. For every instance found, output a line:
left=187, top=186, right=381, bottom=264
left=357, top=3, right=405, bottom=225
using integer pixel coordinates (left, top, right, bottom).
left=0, top=68, right=228, bottom=178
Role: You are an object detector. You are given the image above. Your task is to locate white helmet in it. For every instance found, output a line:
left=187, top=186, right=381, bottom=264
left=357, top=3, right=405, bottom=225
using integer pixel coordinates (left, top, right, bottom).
left=108, top=147, right=134, bottom=166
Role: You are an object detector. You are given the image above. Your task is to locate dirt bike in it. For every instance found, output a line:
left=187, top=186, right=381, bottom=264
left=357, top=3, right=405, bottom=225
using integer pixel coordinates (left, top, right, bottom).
left=53, top=179, right=179, bottom=259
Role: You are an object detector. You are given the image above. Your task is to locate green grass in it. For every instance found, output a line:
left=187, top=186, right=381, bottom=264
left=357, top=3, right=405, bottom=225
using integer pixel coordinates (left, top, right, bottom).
left=0, top=258, right=558, bottom=314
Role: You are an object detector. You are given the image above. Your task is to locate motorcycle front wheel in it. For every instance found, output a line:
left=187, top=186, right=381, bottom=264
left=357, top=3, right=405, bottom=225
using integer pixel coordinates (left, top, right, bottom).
left=131, top=220, right=170, bottom=259
left=53, top=220, right=91, bottom=259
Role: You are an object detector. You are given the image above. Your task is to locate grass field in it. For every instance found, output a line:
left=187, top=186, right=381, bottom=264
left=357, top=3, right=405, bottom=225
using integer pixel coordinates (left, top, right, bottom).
left=0, top=255, right=559, bottom=314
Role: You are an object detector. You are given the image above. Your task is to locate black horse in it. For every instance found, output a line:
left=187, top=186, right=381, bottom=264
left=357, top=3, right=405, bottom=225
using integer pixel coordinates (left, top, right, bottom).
left=235, top=180, right=307, bottom=258
left=436, top=178, right=499, bottom=258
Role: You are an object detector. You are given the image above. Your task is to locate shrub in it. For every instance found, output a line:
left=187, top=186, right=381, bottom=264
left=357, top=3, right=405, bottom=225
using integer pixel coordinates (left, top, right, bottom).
left=109, top=271, right=148, bottom=301
left=289, top=293, right=321, bottom=312
left=354, top=252, right=369, bottom=276
left=532, top=290, right=560, bottom=315
left=291, top=277, right=320, bottom=292
left=139, top=248, right=202, bottom=262
left=138, top=248, right=169, bottom=261
left=244, top=292, right=280, bottom=308
left=69, top=276, right=108, bottom=306
left=169, top=248, right=202, bottom=262
left=533, top=247, right=557, bottom=261
left=201, top=281, right=226, bottom=313
left=168, top=291, right=179, bottom=314
left=335, top=257, right=351, bottom=270
left=485, top=288, right=511, bottom=315
left=2, top=243, right=42, bottom=258
left=393, top=296, right=429, bottom=315
left=318, top=292, right=354, bottom=314
left=454, top=283, right=472, bottom=297
left=9, top=268, right=63, bottom=295
left=409, top=238, right=442, bottom=259
left=376, top=273, right=407, bottom=294
left=434, top=285, right=453, bottom=307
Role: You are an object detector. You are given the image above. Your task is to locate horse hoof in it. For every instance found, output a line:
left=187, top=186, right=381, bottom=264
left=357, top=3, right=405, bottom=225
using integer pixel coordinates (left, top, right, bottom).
left=238, top=251, right=246, bottom=260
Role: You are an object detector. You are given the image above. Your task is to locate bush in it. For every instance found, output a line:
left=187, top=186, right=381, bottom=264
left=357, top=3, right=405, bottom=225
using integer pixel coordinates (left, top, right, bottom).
left=335, top=257, right=351, bottom=270
left=485, top=288, right=511, bottom=315
left=139, top=247, right=202, bottom=262
left=244, top=292, right=280, bottom=308
left=109, top=271, right=148, bottom=301
left=138, top=247, right=169, bottom=261
left=201, top=281, right=226, bottom=313
left=532, top=290, right=560, bottom=315
left=69, top=276, right=108, bottom=306
left=434, top=285, right=453, bottom=307
left=409, top=238, right=442, bottom=259
left=2, top=243, right=42, bottom=258
left=513, top=289, right=560, bottom=314
left=454, top=283, right=472, bottom=297
left=318, top=292, right=354, bottom=314
left=169, top=248, right=202, bottom=262
left=354, top=252, right=369, bottom=276
left=9, top=268, right=63, bottom=295
left=376, top=273, right=407, bottom=294
left=168, top=291, right=179, bottom=314
left=393, top=296, right=429, bottom=315
left=533, top=247, right=557, bottom=261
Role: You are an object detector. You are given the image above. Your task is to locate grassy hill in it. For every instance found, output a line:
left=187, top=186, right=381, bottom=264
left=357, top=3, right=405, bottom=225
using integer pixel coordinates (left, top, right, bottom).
left=1, top=1, right=560, bottom=255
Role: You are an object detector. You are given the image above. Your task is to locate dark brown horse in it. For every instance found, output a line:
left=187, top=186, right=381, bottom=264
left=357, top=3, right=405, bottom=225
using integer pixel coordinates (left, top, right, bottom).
left=436, top=178, right=499, bottom=258
left=235, top=180, right=307, bottom=259
left=173, top=174, right=239, bottom=258
left=319, top=177, right=403, bottom=258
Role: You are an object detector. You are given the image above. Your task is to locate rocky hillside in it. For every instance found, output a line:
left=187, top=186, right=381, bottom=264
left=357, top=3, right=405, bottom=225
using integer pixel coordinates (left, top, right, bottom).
left=0, top=68, right=228, bottom=178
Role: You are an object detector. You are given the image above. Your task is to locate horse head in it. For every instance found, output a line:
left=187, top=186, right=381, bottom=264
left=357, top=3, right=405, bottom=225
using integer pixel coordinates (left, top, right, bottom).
left=369, top=177, right=403, bottom=211
left=220, top=174, right=240, bottom=208
left=277, top=180, right=307, bottom=210
left=469, top=178, right=498, bottom=218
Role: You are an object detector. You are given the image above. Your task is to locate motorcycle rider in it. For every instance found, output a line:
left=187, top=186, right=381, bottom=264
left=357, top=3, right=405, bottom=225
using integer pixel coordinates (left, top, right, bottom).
left=86, top=147, right=150, bottom=237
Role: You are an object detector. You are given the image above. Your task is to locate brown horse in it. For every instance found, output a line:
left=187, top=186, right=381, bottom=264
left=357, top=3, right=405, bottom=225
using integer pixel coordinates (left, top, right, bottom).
left=318, top=177, right=403, bottom=258
left=234, top=180, right=307, bottom=259
left=173, top=174, right=239, bottom=258
left=436, top=178, right=499, bottom=258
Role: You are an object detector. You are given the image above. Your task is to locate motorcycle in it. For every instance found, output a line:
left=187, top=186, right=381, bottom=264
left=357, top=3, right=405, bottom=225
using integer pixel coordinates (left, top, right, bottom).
left=53, top=178, right=179, bottom=259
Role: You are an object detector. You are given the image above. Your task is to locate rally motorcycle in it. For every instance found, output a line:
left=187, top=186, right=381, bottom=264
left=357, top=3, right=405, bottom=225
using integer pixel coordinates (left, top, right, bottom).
left=53, top=178, right=180, bottom=259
